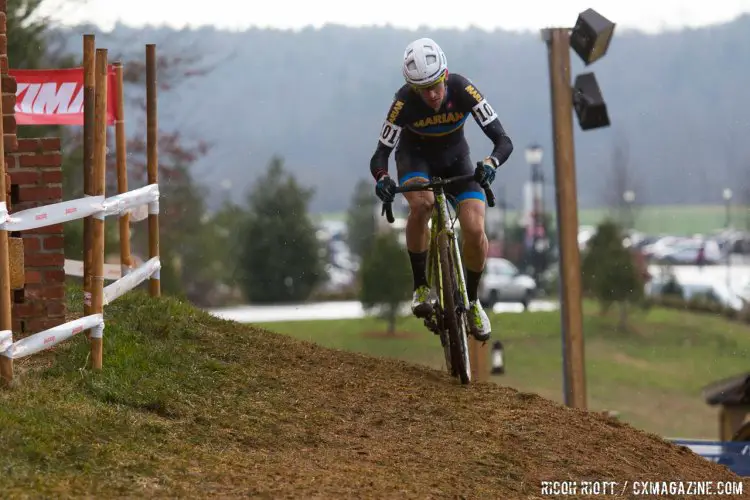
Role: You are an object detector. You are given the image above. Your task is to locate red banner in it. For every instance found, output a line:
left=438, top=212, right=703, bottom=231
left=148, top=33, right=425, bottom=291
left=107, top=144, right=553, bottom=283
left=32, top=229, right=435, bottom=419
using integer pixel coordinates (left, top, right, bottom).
left=8, top=67, right=119, bottom=126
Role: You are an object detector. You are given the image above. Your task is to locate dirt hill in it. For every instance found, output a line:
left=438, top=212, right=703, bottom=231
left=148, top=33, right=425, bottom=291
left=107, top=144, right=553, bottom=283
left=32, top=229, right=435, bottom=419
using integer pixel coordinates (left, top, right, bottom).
left=0, top=289, right=747, bottom=499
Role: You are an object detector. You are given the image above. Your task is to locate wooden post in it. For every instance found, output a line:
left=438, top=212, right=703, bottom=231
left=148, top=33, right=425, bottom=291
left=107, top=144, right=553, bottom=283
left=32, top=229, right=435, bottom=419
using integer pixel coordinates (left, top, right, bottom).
left=113, top=62, right=132, bottom=275
left=0, top=77, right=12, bottom=386
left=83, top=34, right=96, bottom=316
left=146, top=44, right=161, bottom=297
left=469, top=338, right=489, bottom=383
left=90, top=48, right=108, bottom=370
left=545, top=28, right=586, bottom=409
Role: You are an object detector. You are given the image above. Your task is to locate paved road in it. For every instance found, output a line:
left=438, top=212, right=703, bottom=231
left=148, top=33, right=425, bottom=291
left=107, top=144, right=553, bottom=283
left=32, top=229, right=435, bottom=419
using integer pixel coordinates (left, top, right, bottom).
left=207, top=299, right=559, bottom=323
left=648, top=263, right=750, bottom=291
left=206, top=264, right=750, bottom=324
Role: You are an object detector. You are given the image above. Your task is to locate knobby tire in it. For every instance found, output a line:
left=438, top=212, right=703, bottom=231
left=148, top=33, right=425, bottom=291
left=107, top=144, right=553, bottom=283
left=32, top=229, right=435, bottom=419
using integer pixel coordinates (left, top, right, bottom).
left=430, top=242, right=454, bottom=377
left=437, top=231, right=470, bottom=385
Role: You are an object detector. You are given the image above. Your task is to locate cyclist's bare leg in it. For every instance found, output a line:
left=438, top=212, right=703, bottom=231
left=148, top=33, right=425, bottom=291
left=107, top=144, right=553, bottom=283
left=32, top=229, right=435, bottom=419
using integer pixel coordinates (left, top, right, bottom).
left=403, top=179, right=434, bottom=253
left=403, top=177, right=435, bottom=317
left=457, top=199, right=488, bottom=274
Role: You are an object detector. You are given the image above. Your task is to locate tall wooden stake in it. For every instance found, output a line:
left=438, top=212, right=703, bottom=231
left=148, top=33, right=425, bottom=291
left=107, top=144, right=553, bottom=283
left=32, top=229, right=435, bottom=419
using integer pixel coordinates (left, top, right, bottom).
left=113, top=62, right=132, bottom=276
left=90, top=48, right=108, bottom=370
left=83, top=34, right=95, bottom=316
left=146, top=44, right=161, bottom=297
left=0, top=72, right=13, bottom=386
left=469, top=339, right=488, bottom=383
left=545, top=28, right=586, bottom=409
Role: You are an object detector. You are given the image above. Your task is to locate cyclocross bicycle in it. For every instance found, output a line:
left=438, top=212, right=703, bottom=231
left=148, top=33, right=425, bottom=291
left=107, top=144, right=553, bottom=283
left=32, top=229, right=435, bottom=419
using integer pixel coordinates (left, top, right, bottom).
left=381, top=164, right=495, bottom=385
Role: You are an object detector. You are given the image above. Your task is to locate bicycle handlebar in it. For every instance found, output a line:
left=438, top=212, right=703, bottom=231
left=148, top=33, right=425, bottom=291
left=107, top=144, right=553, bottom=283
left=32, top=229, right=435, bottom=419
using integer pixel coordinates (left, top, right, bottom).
left=381, top=163, right=496, bottom=223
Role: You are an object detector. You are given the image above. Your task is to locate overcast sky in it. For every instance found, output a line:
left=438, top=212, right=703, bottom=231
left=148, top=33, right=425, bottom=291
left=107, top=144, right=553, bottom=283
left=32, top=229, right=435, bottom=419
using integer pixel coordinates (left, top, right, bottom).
left=41, top=0, right=750, bottom=33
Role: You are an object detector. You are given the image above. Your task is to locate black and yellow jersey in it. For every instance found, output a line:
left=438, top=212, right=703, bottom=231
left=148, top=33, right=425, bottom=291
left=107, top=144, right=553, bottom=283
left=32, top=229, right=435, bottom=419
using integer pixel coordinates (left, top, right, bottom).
left=370, top=72, right=513, bottom=181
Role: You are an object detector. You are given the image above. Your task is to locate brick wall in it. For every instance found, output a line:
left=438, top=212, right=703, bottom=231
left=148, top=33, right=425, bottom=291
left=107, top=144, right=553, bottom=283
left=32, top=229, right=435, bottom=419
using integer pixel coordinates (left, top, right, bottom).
left=0, top=0, right=66, bottom=335
left=8, top=139, right=66, bottom=334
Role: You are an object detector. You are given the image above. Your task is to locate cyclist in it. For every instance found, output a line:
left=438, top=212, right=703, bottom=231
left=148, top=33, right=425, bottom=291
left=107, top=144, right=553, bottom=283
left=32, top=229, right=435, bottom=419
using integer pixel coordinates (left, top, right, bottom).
left=369, top=37, right=514, bottom=342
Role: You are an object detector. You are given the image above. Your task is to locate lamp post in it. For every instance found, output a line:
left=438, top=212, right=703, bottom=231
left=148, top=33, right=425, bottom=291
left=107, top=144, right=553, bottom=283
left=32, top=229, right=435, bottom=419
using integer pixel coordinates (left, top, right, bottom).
left=723, top=188, right=733, bottom=291
left=525, top=144, right=545, bottom=283
left=623, top=189, right=635, bottom=230
left=497, top=185, right=507, bottom=256
left=723, top=188, right=732, bottom=229
left=220, top=179, right=232, bottom=205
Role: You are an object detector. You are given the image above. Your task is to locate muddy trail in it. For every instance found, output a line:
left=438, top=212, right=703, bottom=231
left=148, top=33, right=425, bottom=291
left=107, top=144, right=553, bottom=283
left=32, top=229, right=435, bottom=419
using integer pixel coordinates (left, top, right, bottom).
left=185, top=312, right=748, bottom=499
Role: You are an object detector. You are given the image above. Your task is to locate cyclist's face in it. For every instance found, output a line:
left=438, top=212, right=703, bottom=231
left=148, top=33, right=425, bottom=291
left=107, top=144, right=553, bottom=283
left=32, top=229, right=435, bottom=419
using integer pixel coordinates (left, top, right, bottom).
left=417, top=81, right=446, bottom=109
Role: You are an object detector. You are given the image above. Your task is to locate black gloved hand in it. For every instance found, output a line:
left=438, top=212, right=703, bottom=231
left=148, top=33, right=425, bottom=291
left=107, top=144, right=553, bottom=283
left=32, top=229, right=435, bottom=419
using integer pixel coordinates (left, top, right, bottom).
left=375, top=174, right=397, bottom=203
left=473, top=156, right=498, bottom=188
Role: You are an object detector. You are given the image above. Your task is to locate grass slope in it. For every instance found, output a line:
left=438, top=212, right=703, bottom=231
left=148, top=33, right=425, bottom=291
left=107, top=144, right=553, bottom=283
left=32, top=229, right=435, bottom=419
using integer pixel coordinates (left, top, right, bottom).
left=266, top=302, right=750, bottom=439
left=0, top=288, right=746, bottom=498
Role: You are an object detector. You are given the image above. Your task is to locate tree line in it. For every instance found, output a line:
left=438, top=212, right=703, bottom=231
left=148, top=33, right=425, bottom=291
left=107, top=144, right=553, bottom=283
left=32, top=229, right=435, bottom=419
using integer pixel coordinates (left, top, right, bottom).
left=51, top=16, right=750, bottom=214
left=9, top=0, right=651, bottom=333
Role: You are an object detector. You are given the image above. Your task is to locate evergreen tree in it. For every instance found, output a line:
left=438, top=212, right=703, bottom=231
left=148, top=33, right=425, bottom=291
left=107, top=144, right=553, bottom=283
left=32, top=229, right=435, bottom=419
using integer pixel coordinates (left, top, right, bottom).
left=237, top=156, right=324, bottom=303
left=359, top=230, right=412, bottom=334
left=581, top=219, right=644, bottom=331
left=345, top=178, right=377, bottom=261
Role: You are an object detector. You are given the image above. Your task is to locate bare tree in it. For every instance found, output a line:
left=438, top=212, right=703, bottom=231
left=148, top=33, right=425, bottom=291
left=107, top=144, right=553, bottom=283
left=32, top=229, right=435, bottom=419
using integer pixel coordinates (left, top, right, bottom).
left=595, top=131, right=647, bottom=331
left=600, top=130, right=643, bottom=230
left=742, top=161, right=750, bottom=234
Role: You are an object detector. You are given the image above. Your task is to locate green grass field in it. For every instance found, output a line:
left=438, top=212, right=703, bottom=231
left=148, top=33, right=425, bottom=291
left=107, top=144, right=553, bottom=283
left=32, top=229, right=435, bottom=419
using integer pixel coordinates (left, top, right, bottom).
left=260, top=302, right=750, bottom=440
left=319, top=204, right=747, bottom=235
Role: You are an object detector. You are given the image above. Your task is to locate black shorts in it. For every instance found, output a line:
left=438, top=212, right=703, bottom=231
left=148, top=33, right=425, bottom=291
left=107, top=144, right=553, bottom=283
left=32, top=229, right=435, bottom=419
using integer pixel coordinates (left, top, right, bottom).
left=395, top=140, right=486, bottom=208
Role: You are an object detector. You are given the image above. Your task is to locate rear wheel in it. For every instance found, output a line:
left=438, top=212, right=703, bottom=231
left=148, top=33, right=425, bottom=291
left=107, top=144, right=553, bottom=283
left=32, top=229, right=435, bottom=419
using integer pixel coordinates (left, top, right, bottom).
left=438, top=231, right=471, bottom=385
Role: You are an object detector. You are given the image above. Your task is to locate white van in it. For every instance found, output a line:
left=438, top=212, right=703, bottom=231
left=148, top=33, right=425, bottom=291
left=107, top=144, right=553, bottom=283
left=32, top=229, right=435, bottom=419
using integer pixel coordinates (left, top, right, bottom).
left=477, top=258, right=537, bottom=310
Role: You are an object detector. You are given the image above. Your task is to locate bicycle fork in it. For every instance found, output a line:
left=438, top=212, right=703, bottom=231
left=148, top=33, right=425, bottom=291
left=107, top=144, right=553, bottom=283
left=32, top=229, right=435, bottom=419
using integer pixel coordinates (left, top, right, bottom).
left=424, top=210, right=443, bottom=336
left=451, top=232, right=470, bottom=313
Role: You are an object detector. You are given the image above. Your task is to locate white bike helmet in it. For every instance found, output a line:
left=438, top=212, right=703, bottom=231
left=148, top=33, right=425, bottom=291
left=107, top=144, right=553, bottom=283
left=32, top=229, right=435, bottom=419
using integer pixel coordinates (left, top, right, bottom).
left=402, top=37, right=448, bottom=88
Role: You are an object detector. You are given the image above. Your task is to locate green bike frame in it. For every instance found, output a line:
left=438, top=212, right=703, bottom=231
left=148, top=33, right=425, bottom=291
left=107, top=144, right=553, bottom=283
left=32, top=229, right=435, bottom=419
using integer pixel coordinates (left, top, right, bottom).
left=427, top=191, right=471, bottom=309
left=426, top=188, right=472, bottom=382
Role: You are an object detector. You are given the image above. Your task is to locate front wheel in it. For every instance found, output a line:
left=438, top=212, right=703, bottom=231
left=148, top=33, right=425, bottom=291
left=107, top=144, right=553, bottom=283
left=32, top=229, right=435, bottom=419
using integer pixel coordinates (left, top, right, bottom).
left=427, top=244, right=454, bottom=377
left=437, top=231, right=471, bottom=385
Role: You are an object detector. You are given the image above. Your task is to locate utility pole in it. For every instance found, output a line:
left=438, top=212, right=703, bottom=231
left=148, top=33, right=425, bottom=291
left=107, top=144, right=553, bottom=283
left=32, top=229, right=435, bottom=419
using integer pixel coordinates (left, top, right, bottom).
left=544, top=28, right=586, bottom=409
left=540, top=8, right=615, bottom=410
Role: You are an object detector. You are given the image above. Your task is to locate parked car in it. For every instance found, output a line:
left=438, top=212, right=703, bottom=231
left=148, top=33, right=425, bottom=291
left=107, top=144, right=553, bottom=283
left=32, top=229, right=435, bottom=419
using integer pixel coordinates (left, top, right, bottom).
left=656, top=239, right=722, bottom=265
left=477, top=258, right=537, bottom=310
left=642, top=236, right=683, bottom=259
left=646, top=276, right=745, bottom=311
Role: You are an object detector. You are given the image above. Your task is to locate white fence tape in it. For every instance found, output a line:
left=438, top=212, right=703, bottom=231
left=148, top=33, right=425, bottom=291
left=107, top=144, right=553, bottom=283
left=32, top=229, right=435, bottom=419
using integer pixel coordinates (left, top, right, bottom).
left=128, top=203, right=149, bottom=222
left=103, top=257, right=161, bottom=305
left=101, top=184, right=159, bottom=218
left=0, top=330, right=12, bottom=352
left=0, top=183, right=158, bottom=233
left=89, top=321, right=104, bottom=339
left=0, top=201, right=8, bottom=225
left=64, top=259, right=123, bottom=280
left=0, top=182, right=159, bottom=365
left=0, top=196, right=105, bottom=232
left=1, top=314, right=103, bottom=360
